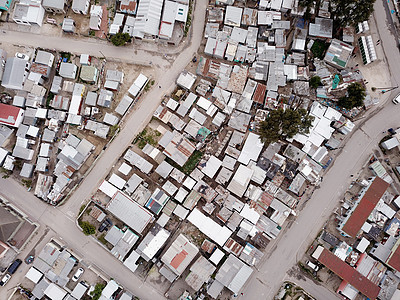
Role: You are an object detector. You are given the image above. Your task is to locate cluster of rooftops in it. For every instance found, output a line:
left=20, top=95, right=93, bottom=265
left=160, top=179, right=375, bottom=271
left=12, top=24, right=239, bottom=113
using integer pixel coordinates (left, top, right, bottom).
left=0, top=48, right=148, bottom=204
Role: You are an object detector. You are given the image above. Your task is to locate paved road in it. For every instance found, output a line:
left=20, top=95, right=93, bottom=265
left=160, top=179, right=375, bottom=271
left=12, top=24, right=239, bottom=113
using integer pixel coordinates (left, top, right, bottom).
left=241, top=0, right=400, bottom=298
left=0, top=29, right=168, bottom=67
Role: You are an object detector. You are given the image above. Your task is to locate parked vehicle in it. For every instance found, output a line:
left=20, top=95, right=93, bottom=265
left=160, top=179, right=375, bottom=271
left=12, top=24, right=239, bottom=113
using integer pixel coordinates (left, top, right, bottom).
left=392, top=93, right=400, bottom=104
left=306, top=260, right=319, bottom=272
left=0, top=274, right=11, bottom=286
left=25, top=255, right=34, bottom=264
left=72, top=268, right=84, bottom=282
left=98, top=221, right=108, bottom=232
left=7, top=259, right=22, bottom=274
left=15, top=53, right=29, bottom=61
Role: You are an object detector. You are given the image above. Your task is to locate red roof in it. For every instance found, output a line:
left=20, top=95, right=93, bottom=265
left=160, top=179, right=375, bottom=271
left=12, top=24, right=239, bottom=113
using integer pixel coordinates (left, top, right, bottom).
left=387, top=239, right=400, bottom=272
left=0, top=103, right=22, bottom=126
left=342, top=177, right=389, bottom=237
left=170, top=250, right=188, bottom=270
left=252, top=83, right=266, bottom=105
left=318, top=248, right=381, bottom=299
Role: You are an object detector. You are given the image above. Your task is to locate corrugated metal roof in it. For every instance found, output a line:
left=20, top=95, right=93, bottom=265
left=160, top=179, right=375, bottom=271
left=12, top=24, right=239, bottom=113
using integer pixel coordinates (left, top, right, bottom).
left=106, top=191, right=153, bottom=234
left=161, top=234, right=198, bottom=275
left=185, top=256, right=216, bottom=291
left=317, top=248, right=380, bottom=299
left=342, top=177, right=389, bottom=237
left=1, top=57, right=27, bottom=90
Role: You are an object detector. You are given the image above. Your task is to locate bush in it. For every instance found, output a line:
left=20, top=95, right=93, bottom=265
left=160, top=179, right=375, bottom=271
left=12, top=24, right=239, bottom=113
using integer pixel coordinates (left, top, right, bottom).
left=309, top=76, right=322, bottom=89
left=338, top=82, right=366, bottom=109
left=98, top=234, right=107, bottom=245
left=79, top=204, right=86, bottom=215
left=79, top=221, right=96, bottom=235
left=311, top=40, right=329, bottom=59
left=111, top=33, right=131, bottom=46
left=90, top=283, right=105, bottom=300
left=22, top=179, right=32, bottom=188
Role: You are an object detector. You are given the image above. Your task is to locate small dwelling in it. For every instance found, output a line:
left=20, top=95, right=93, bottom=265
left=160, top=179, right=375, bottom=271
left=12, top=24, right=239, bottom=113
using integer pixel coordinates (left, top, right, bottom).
left=381, top=137, right=400, bottom=150
left=42, top=0, right=66, bottom=14
left=12, top=0, right=45, bottom=26
left=79, top=65, right=98, bottom=83
left=71, top=0, right=89, bottom=14
left=62, top=18, right=76, bottom=33
left=89, top=5, right=102, bottom=30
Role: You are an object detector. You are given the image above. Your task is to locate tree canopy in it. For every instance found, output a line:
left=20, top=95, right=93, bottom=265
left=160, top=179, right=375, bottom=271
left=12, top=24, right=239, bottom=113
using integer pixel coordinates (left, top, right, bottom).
left=258, top=108, right=314, bottom=145
left=337, top=82, right=366, bottom=109
left=331, top=0, right=376, bottom=27
left=90, top=283, right=106, bottom=300
left=309, top=76, right=322, bottom=89
left=79, top=221, right=96, bottom=235
left=111, top=32, right=131, bottom=46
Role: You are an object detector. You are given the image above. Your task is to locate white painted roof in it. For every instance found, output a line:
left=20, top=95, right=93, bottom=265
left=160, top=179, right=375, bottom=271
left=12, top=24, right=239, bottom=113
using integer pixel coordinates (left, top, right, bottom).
left=123, top=250, right=140, bottom=273
left=237, top=132, right=263, bottom=165
left=99, top=180, right=118, bottom=198
left=109, top=173, right=126, bottom=189
left=187, top=208, right=233, bottom=246
left=44, top=283, right=67, bottom=300
left=200, top=156, right=222, bottom=179
left=118, top=162, right=132, bottom=175
left=239, top=204, right=260, bottom=224
left=356, top=237, right=369, bottom=253
left=25, top=267, right=43, bottom=283
left=209, top=248, right=225, bottom=265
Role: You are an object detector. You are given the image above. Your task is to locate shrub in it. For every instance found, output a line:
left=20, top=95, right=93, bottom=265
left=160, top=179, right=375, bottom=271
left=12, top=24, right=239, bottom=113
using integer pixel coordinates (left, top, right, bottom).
left=79, top=221, right=96, bottom=235
left=111, top=33, right=131, bottom=46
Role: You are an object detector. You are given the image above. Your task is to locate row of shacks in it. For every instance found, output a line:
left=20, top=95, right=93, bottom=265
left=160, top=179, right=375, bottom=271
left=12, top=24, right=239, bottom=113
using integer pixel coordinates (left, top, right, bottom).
left=0, top=48, right=148, bottom=205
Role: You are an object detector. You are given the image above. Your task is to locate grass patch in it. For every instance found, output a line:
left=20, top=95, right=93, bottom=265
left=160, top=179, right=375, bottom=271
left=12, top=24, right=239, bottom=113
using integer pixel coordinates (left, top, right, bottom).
left=144, top=80, right=154, bottom=92
left=98, top=234, right=107, bottom=245
left=21, top=179, right=32, bottom=189
left=108, top=124, right=119, bottom=138
left=311, top=40, right=329, bottom=59
left=166, top=150, right=203, bottom=175
left=46, top=92, right=54, bottom=108
left=135, top=127, right=160, bottom=149
left=60, top=52, right=71, bottom=62
left=184, top=0, right=193, bottom=37
left=79, top=204, right=86, bottom=215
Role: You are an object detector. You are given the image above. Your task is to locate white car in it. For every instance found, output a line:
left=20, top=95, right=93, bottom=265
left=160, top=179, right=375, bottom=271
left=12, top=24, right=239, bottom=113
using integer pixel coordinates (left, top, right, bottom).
left=15, top=53, right=29, bottom=61
left=306, top=260, right=320, bottom=272
left=393, top=93, right=400, bottom=104
left=0, top=274, right=11, bottom=286
left=72, top=268, right=84, bottom=282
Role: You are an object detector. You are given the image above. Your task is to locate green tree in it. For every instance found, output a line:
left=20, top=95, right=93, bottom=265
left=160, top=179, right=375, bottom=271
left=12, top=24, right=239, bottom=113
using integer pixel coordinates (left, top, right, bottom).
left=309, top=76, right=322, bottom=89
left=79, top=221, right=96, bottom=235
left=331, top=0, right=376, bottom=27
left=258, top=108, right=315, bottom=145
left=110, top=32, right=131, bottom=46
left=298, top=0, right=315, bottom=19
left=337, top=82, right=366, bottom=109
left=90, top=283, right=105, bottom=300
